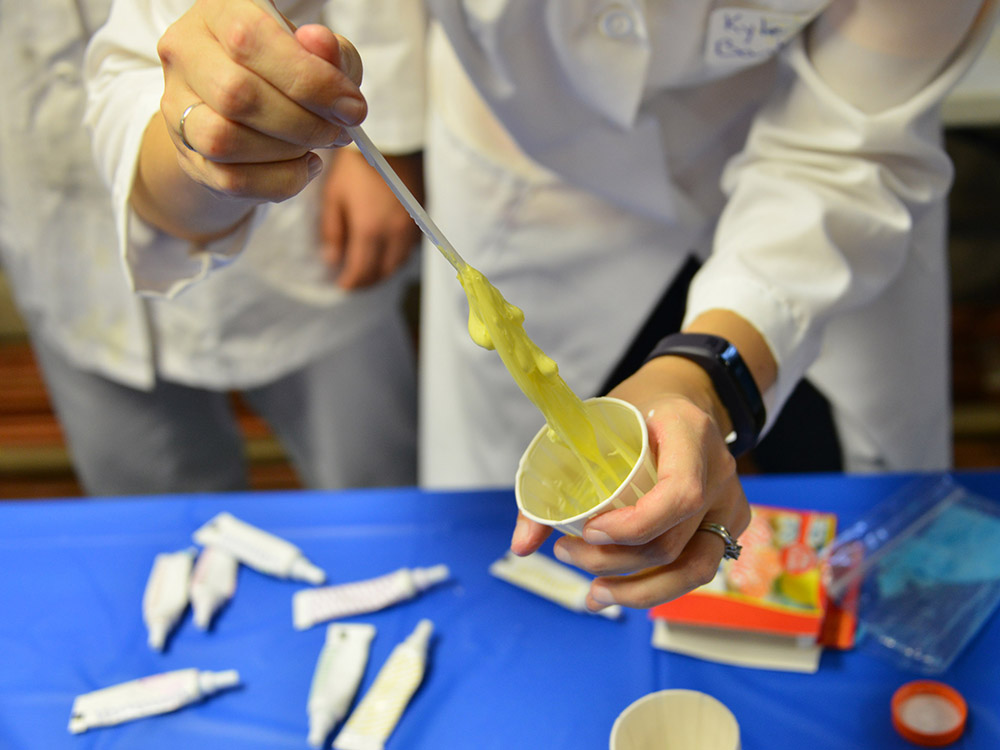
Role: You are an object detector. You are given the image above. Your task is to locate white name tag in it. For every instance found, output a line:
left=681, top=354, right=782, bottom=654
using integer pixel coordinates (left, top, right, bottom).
left=705, top=7, right=808, bottom=65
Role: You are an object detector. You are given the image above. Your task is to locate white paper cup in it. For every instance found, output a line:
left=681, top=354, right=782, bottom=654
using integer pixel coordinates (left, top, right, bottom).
left=609, top=689, right=741, bottom=750
left=515, top=397, right=657, bottom=537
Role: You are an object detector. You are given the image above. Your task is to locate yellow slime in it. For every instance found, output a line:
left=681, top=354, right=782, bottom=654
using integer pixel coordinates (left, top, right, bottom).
left=457, top=264, right=639, bottom=518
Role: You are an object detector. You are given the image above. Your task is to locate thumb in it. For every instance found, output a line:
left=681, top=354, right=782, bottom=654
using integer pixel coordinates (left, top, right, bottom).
left=510, top=514, right=552, bottom=556
left=294, top=27, right=364, bottom=86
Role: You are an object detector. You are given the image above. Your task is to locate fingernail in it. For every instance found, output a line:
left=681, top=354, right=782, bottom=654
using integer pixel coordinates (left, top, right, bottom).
left=553, top=543, right=573, bottom=565
left=306, top=152, right=324, bottom=181
left=584, top=528, right=614, bottom=545
left=330, top=96, right=365, bottom=126
left=591, top=584, right=616, bottom=606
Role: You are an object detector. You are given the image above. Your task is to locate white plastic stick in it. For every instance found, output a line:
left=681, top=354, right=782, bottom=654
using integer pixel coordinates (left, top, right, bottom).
left=344, top=125, right=467, bottom=271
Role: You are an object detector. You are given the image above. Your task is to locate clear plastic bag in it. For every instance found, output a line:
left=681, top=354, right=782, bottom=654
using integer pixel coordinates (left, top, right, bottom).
left=822, top=474, right=1000, bottom=674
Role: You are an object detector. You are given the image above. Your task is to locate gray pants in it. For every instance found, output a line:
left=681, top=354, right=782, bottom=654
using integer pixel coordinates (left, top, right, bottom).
left=30, top=313, right=417, bottom=496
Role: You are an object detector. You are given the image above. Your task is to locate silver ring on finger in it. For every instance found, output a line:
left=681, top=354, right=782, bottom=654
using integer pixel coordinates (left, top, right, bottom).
left=178, top=102, right=204, bottom=152
left=697, top=522, right=742, bottom=560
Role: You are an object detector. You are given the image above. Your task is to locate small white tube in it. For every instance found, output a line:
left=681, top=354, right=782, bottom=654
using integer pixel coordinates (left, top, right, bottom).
left=192, top=512, right=326, bottom=584
left=333, top=619, right=434, bottom=750
left=142, top=547, right=196, bottom=651
left=307, top=623, right=377, bottom=748
left=292, top=565, right=450, bottom=631
left=68, top=667, right=240, bottom=734
left=489, top=551, right=622, bottom=619
left=189, top=546, right=240, bottom=630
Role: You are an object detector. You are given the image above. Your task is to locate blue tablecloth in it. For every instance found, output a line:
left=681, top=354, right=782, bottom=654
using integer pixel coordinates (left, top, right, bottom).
left=1, top=472, right=998, bottom=749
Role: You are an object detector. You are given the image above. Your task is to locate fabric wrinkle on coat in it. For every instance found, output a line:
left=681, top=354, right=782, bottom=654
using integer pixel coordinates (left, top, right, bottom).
left=387, top=0, right=994, bottom=485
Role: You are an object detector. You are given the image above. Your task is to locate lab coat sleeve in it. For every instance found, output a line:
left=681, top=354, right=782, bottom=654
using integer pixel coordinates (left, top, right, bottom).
left=84, top=0, right=258, bottom=298
left=683, top=3, right=999, bottom=432
left=325, top=0, right=428, bottom=153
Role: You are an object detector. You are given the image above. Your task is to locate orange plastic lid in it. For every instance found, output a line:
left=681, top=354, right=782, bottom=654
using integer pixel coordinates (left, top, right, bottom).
left=891, top=680, right=968, bottom=747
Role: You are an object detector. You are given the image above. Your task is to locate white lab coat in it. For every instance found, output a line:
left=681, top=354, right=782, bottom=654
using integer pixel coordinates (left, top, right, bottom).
left=1, top=0, right=416, bottom=491
left=80, top=0, right=414, bottom=392
left=334, top=0, right=998, bottom=485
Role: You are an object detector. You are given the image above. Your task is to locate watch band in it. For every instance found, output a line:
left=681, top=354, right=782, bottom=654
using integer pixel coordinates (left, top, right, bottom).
left=644, top=333, right=766, bottom=457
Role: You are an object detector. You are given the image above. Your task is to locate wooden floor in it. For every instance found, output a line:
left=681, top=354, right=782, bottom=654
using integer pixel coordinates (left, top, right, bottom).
left=0, top=340, right=303, bottom=499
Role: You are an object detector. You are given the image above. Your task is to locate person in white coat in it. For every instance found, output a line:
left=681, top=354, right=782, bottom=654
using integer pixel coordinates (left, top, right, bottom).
left=1, top=0, right=417, bottom=495
left=85, top=0, right=997, bottom=609
left=325, top=0, right=999, bottom=611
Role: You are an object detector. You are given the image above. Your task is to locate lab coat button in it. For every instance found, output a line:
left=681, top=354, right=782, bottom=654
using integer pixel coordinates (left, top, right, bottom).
left=598, top=7, right=636, bottom=39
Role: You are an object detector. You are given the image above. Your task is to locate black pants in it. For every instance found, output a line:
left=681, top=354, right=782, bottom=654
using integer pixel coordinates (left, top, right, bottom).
left=598, top=258, right=843, bottom=473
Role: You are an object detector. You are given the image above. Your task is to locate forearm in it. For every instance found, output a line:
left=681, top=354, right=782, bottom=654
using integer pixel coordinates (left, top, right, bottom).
left=132, top=112, right=261, bottom=244
left=683, top=2, right=996, bottom=431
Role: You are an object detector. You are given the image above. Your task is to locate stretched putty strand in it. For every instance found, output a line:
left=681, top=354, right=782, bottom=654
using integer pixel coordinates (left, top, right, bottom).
left=490, top=551, right=622, bottom=619
left=143, top=547, right=196, bottom=651
left=333, top=619, right=433, bottom=750
left=193, top=512, right=325, bottom=584
left=68, top=667, right=240, bottom=734
left=307, top=623, right=376, bottom=748
left=190, top=546, right=239, bottom=629
left=293, top=565, right=450, bottom=630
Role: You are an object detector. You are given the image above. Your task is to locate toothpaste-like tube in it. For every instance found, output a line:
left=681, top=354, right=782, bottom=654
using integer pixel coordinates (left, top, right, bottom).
left=333, top=619, right=433, bottom=750
left=307, top=623, right=376, bottom=748
left=192, top=512, right=326, bottom=584
left=293, top=565, right=450, bottom=631
left=143, top=547, right=196, bottom=651
left=68, top=667, right=240, bottom=734
left=489, top=551, right=622, bottom=619
left=190, top=546, right=239, bottom=629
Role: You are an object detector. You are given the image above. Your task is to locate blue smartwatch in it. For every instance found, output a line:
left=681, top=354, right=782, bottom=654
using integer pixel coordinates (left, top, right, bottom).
left=644, top=333, right=766, bottom=457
